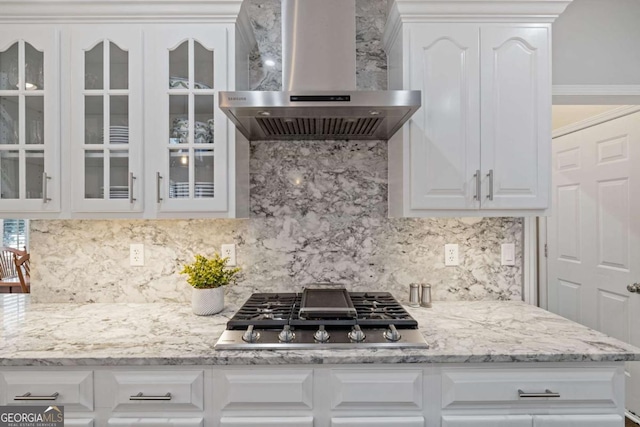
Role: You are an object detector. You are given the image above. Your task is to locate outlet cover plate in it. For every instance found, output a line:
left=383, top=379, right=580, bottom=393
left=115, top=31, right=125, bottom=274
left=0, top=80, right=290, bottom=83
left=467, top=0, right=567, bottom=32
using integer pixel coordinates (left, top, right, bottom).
left=221, top=244, right=237, bottom=266
left=445, top=244, right=459, bottom=266
left=130, top=243, right=144, bottom=266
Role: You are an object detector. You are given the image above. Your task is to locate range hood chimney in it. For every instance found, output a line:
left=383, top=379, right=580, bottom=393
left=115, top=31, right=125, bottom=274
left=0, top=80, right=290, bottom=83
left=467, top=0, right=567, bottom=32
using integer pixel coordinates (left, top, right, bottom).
left=219, top=0, right=420, bottom=141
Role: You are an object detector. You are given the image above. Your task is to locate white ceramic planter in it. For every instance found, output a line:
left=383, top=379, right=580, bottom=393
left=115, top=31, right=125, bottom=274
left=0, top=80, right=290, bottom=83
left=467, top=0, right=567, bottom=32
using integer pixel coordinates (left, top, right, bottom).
left=192, top=287, right=224, bottom=315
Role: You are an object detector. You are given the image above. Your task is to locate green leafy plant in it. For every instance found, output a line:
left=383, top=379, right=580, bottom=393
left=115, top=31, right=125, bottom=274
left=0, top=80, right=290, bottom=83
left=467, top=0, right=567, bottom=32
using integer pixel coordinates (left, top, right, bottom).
left=180, top=253, right=241, bottom=289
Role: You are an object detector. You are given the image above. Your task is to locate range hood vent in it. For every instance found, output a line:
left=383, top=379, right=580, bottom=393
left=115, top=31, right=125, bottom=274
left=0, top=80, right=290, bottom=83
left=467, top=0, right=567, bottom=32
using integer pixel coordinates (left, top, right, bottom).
left=219, top=0, right=420, bottom=141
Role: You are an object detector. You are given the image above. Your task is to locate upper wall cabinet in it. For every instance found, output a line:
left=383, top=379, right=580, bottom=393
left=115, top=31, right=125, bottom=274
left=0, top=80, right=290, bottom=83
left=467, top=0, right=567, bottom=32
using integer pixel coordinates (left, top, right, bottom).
left=0, top=27, right=60, bottom=216
left=0, top=1, right=255, bottom=219
left=70, top=26, right=143, bottom=214
left=385, top=0, right=571, bottom=217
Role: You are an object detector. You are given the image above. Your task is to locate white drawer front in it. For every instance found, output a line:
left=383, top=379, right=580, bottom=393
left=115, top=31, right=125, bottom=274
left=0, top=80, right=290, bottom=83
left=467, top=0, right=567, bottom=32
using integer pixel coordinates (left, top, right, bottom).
left=220, top=369, right=313, bottom=410
left=330, top=369, right=422, bottom=410
left=442, top=415, right=532, bottom=427
left=220, top=417, right=313, bottom=427
left=0, top=371, right=93, bottom=411
left=534, top=414, right=623, bottom=427
left=107, top=418, right=203, bottom=427
left=103, top=370, right=204, bottom=411
left=64, top=419, right=94, bottom=427
left=442, top=368, right=620, bottom=409
left=331, top=416, right=424, bottom=427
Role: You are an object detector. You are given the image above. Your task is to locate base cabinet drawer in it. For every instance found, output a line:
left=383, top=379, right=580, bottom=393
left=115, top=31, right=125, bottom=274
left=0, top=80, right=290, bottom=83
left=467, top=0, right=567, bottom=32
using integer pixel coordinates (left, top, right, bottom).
left=99, top=370, right=204, bottom=411
left=331, top=417, right=424, bottom=427
left=107, top=418, right=203, bottom=427
left=442, top=368, right=620, bottom=408
left=220, top=416, right=313, bottom=427
left=442, top=415, right=532, bottom=427
left=65, top=420, right=95, bottom=427
left=533, top=414, right=623, bottom=427
left=330, top=369, right=422, bottom=410
left=0, top=371, right=93, bottom=411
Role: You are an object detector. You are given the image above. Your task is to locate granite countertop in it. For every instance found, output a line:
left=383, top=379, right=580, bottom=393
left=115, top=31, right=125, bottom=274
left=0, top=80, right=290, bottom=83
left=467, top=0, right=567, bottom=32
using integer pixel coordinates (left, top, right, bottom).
left=1, top=295, right=639, bottom=366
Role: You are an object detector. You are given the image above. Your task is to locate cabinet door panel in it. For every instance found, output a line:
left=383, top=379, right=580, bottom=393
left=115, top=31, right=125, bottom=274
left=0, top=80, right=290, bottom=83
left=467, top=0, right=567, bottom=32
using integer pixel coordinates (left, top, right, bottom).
left=70, top=26, right=144, bottom=214
left=442, top=415, right=531, bottom=427
left=408, top=24, right=480, bottom=210
left=0, top=26, right=60, bottom=214
left=331, top=417, right=423, bottom=427
left=64, top=420, right=94, bottom=427
left=480, top=25, right=550, bottom=209
left=107, top=418, right=203, bottom=427
left=146, top=25, right=229, bottom=214
left=533, top=415, right=623, bottom=427
left=220, top=417, right=313, bottom=427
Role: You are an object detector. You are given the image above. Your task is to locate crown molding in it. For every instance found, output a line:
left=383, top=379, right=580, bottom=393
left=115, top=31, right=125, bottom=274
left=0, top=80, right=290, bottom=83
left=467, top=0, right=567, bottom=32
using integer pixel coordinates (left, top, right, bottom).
left=385, top=0, right=572, bottom=26
left=552, top=105, right=640, bottom=138
left=0, top=0, right=246, bottom=23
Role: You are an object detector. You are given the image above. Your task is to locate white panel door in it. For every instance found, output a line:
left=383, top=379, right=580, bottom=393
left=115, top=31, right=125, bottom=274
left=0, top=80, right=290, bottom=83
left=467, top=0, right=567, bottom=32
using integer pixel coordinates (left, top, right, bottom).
left=220, top=417, right=313, bottom=427
left=533, top=414, right=623, bottom=427
left=408, top=24, right=480, bottom=210
left=107, top=419, right=203, bottom=427
left=548, top=112, right=640, bottom=415
left=480, top=25, right=550, bottom=209
left=442, top=415, right=531, bottom=427
left=64, top=420, right=94, bottom=427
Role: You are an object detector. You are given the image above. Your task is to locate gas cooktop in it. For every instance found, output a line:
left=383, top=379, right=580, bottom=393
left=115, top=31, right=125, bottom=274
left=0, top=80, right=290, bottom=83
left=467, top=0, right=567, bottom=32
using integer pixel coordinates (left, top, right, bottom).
left=214, top=289, right=429, bottom=350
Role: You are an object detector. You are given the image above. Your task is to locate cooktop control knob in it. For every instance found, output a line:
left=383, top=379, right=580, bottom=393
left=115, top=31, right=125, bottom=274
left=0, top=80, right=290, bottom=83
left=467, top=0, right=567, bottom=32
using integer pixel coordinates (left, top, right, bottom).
left=278, top=325, right=295, bottom=343
left=384, top=324, right=402, bottom=342
left=242, top=325, right=260, bottom=343
left=314, top=325, right=330, bottom=343
left=348, top=325, right=366, bottom=342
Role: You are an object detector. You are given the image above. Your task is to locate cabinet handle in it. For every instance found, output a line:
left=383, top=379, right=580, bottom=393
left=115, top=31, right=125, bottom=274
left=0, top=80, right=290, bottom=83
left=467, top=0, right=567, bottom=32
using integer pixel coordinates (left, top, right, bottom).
left=486, top=169, right=494, bottom=201
left=129, top=392, right=172, bottom=401
left=129, top=172, right=137, bottom=204
left=518, top=389, right=560, bottom=398
left=15, top=392, right=59, bottom=401
left=156, top=172, right=163, bottom=203
left=42, top=172, right=52, bottom=203
left=473, top=170, right=481, bottom=200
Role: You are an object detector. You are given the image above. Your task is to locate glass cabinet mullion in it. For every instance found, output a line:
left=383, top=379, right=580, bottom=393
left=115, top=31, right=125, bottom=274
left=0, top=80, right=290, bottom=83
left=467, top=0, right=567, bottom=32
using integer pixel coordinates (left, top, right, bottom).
left=18, top=148, right=26, bottom=199
left=103, top=148, right=111, bottom=199
left=188, top=39, right=195, bottom=91
left=18, top=40, right=25, bottom=92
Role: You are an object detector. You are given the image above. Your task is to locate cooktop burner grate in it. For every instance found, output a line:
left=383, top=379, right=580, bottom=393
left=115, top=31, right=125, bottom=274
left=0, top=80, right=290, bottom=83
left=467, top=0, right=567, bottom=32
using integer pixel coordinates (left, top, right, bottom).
left=226, top=291, right=417, bottom=330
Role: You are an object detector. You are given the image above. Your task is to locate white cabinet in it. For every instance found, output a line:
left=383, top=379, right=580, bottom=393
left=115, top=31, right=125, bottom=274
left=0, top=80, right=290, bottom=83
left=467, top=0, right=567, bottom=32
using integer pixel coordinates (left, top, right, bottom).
left=70, top=25, right=143, bottom=214
left=533, top=415, right=623, bottom=427
left=442, top=415, right=532, bottom=427
left=0, top=26, right=60, bottom=216
left=331, top=417, right=424, bottom=427
left=107, top=419, right=203, bottom=427
left=385, top=0, right=561, bottom=217
left=145, top=25, right=229, bottom=215
left=0, top=1, right=254, bottom=218
left=65, top=419, right=95, bottom=427
left=220, top=417, right=313, bottom=427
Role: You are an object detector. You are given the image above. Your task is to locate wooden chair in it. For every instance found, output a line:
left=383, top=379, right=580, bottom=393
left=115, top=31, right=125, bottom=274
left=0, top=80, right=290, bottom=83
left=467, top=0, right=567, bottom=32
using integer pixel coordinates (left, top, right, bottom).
left=14, top=252, right=30, bottom=294
left=0, top=247, right=28, bottom=293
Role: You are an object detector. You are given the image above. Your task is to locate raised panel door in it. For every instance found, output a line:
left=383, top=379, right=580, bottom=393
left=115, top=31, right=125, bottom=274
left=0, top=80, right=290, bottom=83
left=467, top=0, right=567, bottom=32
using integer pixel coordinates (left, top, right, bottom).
left=408, top=25, right=480, bottom=210
left=146, top=25, right=229, bottom=214
left=70, top=26, right=143, bottom=214
left=480, top=25, right=550, bottom=209
left=107, top=419, right=203, bottom=427
left=533, top=415, right=623, bottom=427
left=442, top=415, right=531, bottom=427
left=0, top=26, right=60, bottom=215
left=331, top=417, right=424, bottom=427
left=220, top=417, right=313, bottom=427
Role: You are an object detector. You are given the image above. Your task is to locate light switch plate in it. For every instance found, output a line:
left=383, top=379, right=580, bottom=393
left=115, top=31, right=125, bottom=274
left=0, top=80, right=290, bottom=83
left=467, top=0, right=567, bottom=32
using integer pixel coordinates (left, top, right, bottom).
left=501, top=243, right=515, bottom=266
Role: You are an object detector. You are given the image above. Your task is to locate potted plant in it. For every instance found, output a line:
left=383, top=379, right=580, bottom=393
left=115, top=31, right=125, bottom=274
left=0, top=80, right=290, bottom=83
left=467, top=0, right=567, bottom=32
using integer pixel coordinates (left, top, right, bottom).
left=180, top=253, right=241, bottom=315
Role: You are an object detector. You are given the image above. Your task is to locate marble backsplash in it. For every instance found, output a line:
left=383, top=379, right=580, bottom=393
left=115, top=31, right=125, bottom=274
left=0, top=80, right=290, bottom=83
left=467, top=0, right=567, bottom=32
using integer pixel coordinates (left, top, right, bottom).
left=29, top=0, right=524, bottom=304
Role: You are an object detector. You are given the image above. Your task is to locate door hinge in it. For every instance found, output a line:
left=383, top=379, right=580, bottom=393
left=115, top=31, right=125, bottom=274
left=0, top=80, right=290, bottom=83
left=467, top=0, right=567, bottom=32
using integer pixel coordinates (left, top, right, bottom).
left=544, top=243, right=548, bottom=258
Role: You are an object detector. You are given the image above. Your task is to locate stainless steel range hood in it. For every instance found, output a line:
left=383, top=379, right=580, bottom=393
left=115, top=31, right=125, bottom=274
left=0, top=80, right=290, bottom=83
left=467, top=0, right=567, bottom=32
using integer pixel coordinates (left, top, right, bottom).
left=219, top=0, right=420, bottom=141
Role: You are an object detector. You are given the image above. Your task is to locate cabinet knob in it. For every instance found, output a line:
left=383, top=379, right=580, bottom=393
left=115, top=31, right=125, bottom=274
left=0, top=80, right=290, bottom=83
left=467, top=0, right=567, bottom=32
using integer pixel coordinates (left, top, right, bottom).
left=627, top=283, right=640, bottom=293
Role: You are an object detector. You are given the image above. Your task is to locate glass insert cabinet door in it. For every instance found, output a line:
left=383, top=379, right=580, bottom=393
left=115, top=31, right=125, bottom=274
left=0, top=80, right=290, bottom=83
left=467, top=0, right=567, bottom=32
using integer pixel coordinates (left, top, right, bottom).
left=148, top=27, right=228, bottom=213
left=0, top=28, right=59, bottom=213
left=70, top=27, right=142, bottom=213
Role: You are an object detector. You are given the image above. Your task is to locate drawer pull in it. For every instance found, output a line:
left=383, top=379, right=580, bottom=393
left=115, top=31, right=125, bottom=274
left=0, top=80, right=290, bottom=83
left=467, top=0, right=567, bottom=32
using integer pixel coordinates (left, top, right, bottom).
left=14, top=392, right=59, bottom=401
left=518, top=389, right=560, bottom=398
left=130, top=392, right=172, bottom=401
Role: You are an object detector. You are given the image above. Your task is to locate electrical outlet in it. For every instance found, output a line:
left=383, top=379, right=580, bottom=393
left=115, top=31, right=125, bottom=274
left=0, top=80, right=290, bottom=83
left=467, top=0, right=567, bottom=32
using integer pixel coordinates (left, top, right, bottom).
left=221, top=244, right=237, bottom=266
left=130, top=243, right=144, bottom=266
left=445, top=244, right=459, bottom=266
